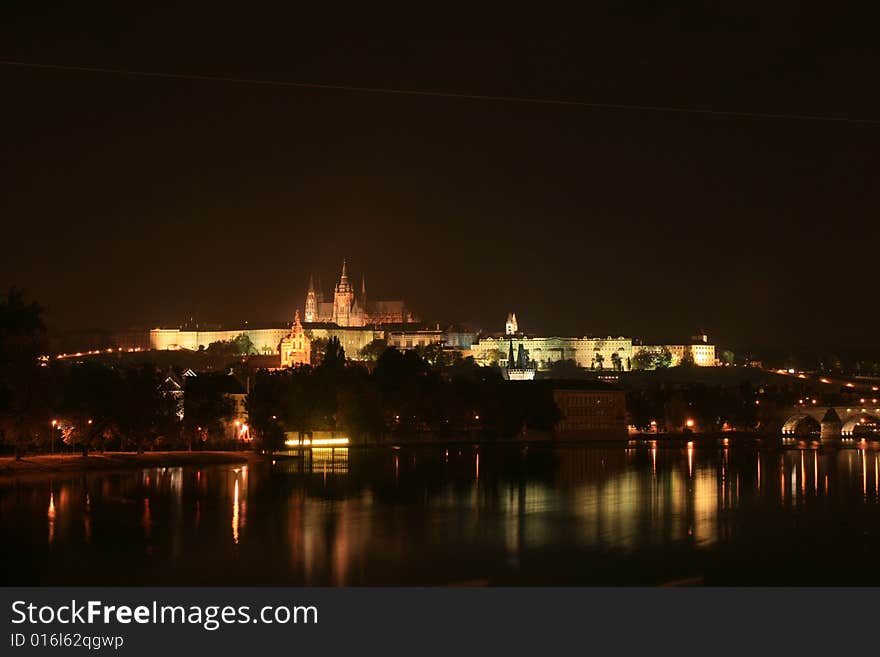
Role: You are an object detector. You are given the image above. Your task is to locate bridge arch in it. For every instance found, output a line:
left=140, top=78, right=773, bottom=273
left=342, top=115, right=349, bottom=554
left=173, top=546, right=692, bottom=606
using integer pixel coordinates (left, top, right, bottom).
left=782, top=414, right=821, bottom=437
left=841, top=412, right=880, bottom=436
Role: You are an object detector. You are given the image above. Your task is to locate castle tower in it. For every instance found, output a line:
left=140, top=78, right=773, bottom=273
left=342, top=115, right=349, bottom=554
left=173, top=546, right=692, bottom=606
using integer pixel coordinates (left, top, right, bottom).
left=304, top=275, right=317, bottom=323
left=505, top=312, right=518, bottom=336
left=333, top=260, right=355, bottom=326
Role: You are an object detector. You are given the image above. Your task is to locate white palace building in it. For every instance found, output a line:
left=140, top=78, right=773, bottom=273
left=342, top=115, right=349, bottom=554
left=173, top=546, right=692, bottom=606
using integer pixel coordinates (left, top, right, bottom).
left=468, top=316, right=716, bottom=371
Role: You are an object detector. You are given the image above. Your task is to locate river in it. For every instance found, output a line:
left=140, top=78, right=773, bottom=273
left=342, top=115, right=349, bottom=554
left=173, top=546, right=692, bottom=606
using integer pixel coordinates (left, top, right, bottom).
left=3, top=443, right=880, bottom=585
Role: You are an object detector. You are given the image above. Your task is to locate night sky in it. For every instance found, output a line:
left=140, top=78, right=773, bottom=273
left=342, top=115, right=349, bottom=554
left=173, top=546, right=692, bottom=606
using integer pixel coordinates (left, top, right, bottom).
left=2, top=4, right=878, bottom=349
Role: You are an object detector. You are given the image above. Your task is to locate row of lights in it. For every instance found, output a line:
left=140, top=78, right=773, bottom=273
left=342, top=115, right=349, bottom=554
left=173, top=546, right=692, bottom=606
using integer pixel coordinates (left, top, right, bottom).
left=55, top=347, right=144, bottom=360
left=776, top=369, right=879, bottom=391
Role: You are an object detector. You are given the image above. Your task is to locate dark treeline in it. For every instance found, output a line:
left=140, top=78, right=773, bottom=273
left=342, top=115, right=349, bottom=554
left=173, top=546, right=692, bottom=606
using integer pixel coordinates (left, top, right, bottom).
left=627, top=380, right=808, bottom=433
left=0, top=352, right=244, bottom=457
left=0, top=289, right=246, bottom=456
left=248, top=338, right=560, bottom=449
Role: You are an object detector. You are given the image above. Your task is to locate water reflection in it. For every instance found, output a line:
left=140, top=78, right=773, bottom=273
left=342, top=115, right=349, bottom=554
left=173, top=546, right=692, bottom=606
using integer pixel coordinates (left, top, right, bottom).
left=47, top=491, right=55, bottom=545
left=232, top=479, right=240, bottom=544
left=4, top=444, right=880, bottom=585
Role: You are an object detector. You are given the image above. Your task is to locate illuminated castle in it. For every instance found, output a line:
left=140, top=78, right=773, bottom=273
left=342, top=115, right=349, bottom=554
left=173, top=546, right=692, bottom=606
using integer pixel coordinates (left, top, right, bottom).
left=303, top=260, right=416, bottom=327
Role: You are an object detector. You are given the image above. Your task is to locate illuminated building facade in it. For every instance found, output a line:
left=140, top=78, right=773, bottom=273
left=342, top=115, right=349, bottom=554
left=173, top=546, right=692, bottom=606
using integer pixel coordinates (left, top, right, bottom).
left=280, top=310, right=311, bottom=367
left=307, top=326, right=386, bottom=360
left=631, top=335, right=717, bottom=367
left=304, top=260, right=416, bottom=327
left=387, top=329, right=444, bottom=351
left=469, top=314, right=633, bottom=371
left=471, top=331, right=633, bottom=371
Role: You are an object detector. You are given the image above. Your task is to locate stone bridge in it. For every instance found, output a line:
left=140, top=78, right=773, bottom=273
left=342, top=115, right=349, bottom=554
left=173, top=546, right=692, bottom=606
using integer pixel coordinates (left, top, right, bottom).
left=782, top=403, right=880, bottom=442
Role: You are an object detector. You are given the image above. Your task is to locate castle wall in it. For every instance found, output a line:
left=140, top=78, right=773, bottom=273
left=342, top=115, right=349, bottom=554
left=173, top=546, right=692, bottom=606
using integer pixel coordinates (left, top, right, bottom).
left=149, top=327, right=288, bottom=354
left=306, top=327, right=386, bottom=359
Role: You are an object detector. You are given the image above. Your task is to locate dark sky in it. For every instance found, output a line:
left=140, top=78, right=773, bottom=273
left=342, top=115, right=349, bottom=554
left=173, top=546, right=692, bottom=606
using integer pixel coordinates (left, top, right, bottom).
left=2, top=3, right=878, bottom=348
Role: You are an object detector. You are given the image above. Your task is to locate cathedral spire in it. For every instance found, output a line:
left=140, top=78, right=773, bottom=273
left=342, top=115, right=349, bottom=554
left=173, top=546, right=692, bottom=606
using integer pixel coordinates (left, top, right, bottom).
left=340, top=259, right=348, bottom=284
left=304, top=276, right=317, bottom=323
left=361, top=276, right=366, bottom=303
left=505, top=312, right=519, bottom=336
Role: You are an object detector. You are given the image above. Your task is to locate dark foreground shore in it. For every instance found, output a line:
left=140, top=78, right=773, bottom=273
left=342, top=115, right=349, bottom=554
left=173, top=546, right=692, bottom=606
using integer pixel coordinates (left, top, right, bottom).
left=0, top=451, right=258, bottom=477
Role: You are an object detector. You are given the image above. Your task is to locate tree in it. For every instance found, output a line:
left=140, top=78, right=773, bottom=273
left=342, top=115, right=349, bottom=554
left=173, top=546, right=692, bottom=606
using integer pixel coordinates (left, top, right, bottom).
left=610, top=352, right=622, bottom=372
left=626, top=388, right=666, bottom=430
left=309, top=338, right=328, bottom=365
left=632, top=350, right=654, bottom=370
left=664, top=391, right=691, bottom=431
left=232, top=333, right=257, bottom=356
left=595, top=354, right=605, bottom=370
left=58, top=361, right=121, bottom=455
left=358, top=338, right=387, bottom=362
left=335, top=366, right=384, bottom=440
left=679, top=349, right=695, bottom=368
left=204, top=339, right=237, bottom=361
left=485, top=348, right=506, bottom=367
left=246, top=369, right=288, bottom=452
left=373, top=347, right=436, bottom=434
left=322, top=337, right=346, bottom=370
left=720, top=349, right=735, bottom=366
left=545, top=359, right=584, bottom=379
left=0, top=289, right=50, bottom=459
left=116, top=365, right=178, bottom=453
left=183, top=375, right=235, bottom=447
left=416, top=341, right=446, bottom=367
left=655, top=347, right=673, bottom=369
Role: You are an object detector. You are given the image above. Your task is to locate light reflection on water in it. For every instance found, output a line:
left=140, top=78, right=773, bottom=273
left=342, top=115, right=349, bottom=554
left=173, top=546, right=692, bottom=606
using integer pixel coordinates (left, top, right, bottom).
left=3, top=445, right=880, bottom=585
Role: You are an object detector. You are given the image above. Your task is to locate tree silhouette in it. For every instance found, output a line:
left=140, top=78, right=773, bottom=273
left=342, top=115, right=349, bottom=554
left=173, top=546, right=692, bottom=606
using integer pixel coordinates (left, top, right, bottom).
left=610, top=352, right=622, bottom=371
left=322, top=337, right=346, bottom=370
left=0, top=288, right=50, bottom=459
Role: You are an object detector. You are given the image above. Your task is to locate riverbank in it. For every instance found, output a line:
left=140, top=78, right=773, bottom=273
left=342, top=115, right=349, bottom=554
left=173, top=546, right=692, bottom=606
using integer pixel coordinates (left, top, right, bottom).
left=0, top=451, right=260, bottom=477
